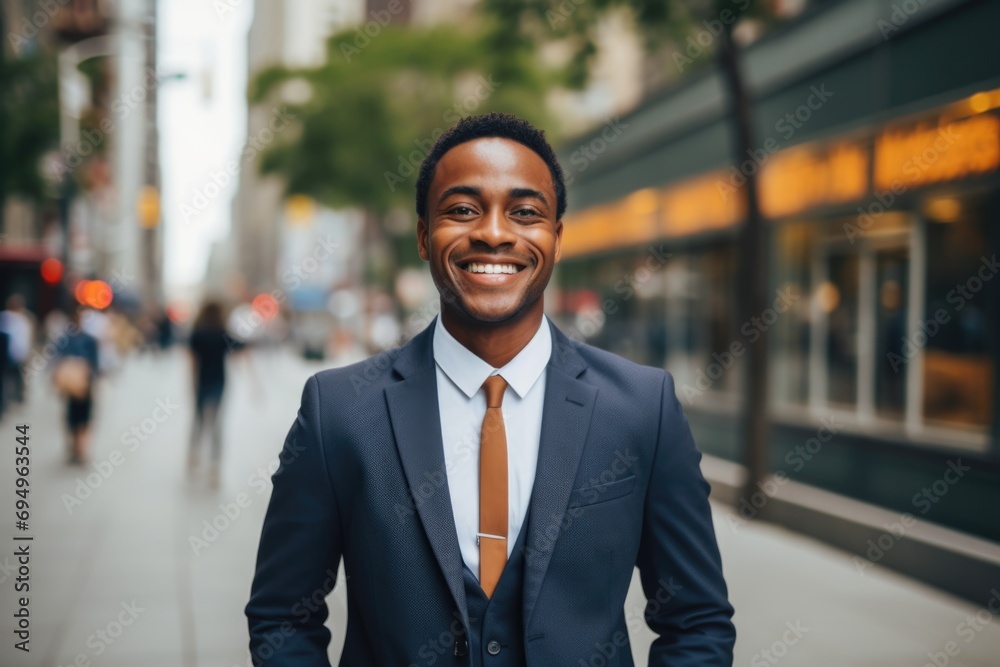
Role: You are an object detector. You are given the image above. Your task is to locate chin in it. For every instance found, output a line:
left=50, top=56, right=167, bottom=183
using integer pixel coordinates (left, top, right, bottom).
left=452, top=297, right=526, bottom=324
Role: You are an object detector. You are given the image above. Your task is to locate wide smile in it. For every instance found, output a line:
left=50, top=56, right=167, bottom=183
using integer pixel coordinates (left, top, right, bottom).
left=455, top=260, right=529, bottom=286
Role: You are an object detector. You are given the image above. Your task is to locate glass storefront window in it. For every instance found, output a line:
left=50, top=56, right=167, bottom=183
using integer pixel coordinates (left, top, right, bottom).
left=824, top=252, right=860, bottom=408
left=770, top=222, right=813, bottom=407
left=553, top=240, right=740, bottom=399
left=770, top=193, right=993, bottom=441
left=921, top=193, right=993, bottom=430
left=558, top=185, right=995, bottom=446
left=875, top=248, right=908, bottom=419
left=552, top=246, right=671, bottom=369
left=664, top=243, right=741, bottom=401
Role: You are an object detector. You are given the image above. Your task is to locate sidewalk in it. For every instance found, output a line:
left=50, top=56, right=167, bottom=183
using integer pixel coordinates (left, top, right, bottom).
left=0, top=346, right=997, bottom=666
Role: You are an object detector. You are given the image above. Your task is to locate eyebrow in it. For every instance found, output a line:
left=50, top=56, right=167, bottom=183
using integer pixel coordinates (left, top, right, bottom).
left=438, top=185, right=482, bottom=203
left=510, top=188, right=549, bottom=207
left=437, top=186, right=549, bottom=207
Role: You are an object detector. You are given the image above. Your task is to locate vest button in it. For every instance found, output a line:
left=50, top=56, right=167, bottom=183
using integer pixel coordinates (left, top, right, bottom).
left=487, top=640, right=502, bottom=655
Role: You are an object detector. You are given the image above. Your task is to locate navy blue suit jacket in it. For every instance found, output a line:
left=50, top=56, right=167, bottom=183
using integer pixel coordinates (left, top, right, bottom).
left=246, top=315, right=735, bottom=665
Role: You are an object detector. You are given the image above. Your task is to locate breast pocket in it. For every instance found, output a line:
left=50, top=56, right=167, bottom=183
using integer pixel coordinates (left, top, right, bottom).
left=567, top=475, right=637, bottom=509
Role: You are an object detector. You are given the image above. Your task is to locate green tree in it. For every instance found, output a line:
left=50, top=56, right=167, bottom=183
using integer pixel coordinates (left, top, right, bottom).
left=0, top=49, right=60, bottom=205
left=250, top=23, right=559, bottom=287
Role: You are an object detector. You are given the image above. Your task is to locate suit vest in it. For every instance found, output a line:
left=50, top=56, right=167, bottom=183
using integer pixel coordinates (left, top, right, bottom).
left=458, top=509, right=531, bottom=666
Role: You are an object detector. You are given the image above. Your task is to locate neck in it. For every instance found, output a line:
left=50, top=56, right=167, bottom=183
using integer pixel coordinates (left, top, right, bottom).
left=439, top=300, right=544, bottom=369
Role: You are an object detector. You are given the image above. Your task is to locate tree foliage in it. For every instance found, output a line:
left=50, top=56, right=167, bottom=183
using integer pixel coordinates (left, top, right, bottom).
left=481, top=0, right=772, bottom=87
left=1, top=51, right=60, bottom=202
left=249, top=24, right=560, bottom=215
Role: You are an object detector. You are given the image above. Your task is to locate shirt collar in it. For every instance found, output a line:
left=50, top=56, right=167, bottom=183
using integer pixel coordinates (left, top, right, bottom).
left=432, top=312, right=552, bottom=400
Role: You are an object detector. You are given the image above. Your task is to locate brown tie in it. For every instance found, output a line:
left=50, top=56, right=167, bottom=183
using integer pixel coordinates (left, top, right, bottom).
left=478, top=374, right=508, bottom=598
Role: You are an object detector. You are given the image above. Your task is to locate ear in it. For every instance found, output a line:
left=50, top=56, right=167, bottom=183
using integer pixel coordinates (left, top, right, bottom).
left=417, top=217, right=430, bottom=262
left=553, top=218, right=563, bottom=264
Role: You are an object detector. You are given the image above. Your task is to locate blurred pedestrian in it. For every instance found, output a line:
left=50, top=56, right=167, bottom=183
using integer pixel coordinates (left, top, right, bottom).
left=187, top=300, right=232, bottom=488
left=82, top=306, right=120, bottom=376
left=157, top=307, right=175, bottom=352
left=52, top=307, right=100, bottom=466
left=0, top=294, right=35, bottom=406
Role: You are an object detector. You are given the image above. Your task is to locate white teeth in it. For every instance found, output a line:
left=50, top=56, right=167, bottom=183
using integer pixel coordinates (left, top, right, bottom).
left=465, top=263, right=520, bottom=274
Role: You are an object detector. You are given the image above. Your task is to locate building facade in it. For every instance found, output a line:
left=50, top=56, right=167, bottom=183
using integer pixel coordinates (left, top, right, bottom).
left=553, top=0, right=1000, bottom=603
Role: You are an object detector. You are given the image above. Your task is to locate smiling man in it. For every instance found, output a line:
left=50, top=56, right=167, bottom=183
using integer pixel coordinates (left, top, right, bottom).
left=246, top=112, right=736, bottom=666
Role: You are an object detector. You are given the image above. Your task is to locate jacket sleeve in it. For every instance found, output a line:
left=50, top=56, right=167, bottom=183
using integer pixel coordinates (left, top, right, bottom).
left=245, top=374, right=343, bottom=666
left=635, top=370, right=736, bottom=666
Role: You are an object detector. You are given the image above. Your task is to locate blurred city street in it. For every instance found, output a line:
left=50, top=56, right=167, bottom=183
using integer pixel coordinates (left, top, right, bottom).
left=1, top=345, right=999, bottom=667
left=3, top=0, right=1000, bottom=662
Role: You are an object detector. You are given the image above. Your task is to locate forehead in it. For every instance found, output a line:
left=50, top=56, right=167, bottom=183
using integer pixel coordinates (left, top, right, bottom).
left=431, top=137, right=555, bottom=197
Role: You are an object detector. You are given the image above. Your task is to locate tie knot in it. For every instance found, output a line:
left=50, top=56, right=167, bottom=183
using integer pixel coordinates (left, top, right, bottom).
left=482, top=374, right=508, bottom=408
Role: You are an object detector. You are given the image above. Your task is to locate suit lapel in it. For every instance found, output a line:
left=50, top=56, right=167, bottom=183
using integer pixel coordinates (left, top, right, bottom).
left=384, top=317, right=470, bottom=627
left=522, top=319, right=597, bottom=632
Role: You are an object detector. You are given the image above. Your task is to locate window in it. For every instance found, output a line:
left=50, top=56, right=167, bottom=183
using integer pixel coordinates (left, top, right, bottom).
left=921, top=193, right=993, bottom=430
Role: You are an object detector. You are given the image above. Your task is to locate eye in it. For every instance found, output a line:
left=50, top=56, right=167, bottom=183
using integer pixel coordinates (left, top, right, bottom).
left=512, top=207, right=539, bottom=219
left=448, top=205, right=476, bottom=216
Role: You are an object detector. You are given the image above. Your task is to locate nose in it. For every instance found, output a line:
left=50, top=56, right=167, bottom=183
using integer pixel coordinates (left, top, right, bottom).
left=468, top=206, right=517, bottom=247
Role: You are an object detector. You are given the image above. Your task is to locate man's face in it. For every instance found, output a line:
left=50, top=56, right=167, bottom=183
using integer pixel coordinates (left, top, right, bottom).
left=417, top=137, right=562, bottom=323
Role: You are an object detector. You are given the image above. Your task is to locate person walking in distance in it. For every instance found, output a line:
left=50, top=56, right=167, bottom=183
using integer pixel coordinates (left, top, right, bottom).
left=53, top=307, right=100, bottom=466
left=0, top=294, right=35, bottom=406
left=187, top=300, right=232, bottom=488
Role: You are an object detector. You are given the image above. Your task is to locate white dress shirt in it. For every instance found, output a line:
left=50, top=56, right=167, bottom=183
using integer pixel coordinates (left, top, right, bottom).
left=432, top=312, right=552, bottom=581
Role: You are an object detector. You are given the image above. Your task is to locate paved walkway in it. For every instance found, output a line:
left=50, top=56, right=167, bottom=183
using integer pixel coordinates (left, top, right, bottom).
left=0, top=346, right=997, bottom=666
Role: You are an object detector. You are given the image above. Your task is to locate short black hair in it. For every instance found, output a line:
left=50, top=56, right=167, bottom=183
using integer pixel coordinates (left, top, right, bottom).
left=415, top=112, right=566, bottom=221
